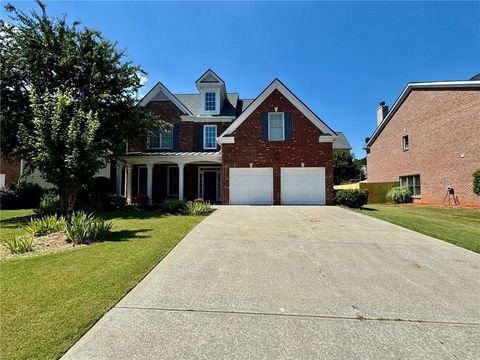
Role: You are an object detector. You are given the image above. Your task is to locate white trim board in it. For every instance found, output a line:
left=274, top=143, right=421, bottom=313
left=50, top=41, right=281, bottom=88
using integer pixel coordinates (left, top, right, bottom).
left=219, top=78, right=337, bottom=139
left=138, top=82, right=193, bottom=115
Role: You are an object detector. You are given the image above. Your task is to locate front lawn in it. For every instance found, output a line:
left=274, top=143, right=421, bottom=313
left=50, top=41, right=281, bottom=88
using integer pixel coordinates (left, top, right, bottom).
left=354, top=204, right=480, bottom=253
left=0, top=209, right=204, bottom=359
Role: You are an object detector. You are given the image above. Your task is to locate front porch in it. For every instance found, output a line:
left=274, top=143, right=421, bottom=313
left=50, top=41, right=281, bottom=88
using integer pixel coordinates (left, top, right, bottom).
left=115, top=152, right=222, bottom=204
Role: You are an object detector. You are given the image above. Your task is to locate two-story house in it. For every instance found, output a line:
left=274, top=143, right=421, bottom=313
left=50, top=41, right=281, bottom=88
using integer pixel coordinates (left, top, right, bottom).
left=118, top=69, right=350, bottom=205
left=365, top=78, right=480, bottom=206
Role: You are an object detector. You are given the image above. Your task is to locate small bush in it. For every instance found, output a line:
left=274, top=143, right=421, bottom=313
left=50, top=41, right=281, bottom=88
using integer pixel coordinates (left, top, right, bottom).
left=2, top=235, right=34, bottom=254
left=106, top=195, right=127, bottom=211
left=160, top=198, right=185, bottom=213
left=183, top=200, right=213, bottom=215
left=473, top=169, right=480, bottom=196
left=386, top=186, right=412, bottom=204
left=65, top=211, right=112, bottom=244
left=0, top=188, right=18, bottom=209
left=335, top=189, right=369, bottom=208
left=34, top=192, right=62, bottom=217
left=10, top=181, right=44, bottom=208
left=24, top=216, right=66, bottom=236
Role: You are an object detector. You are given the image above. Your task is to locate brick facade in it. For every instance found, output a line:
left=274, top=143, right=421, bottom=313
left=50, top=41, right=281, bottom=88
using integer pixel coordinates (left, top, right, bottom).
left=0, top=156, right=21, bottom=187
left=221, top=89, right=334, bottom=205
left=367, top=88, right=480, bottom=207
left=128, top=100, right=229, bottom=153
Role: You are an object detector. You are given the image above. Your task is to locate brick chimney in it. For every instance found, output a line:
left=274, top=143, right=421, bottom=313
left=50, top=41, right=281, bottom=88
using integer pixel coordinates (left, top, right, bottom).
left=376, top=101, right=388, bottom=126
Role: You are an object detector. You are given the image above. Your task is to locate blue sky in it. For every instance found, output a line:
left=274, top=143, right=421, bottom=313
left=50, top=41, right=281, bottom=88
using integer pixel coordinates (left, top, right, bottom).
left=4, top=1, right=479, bottom=156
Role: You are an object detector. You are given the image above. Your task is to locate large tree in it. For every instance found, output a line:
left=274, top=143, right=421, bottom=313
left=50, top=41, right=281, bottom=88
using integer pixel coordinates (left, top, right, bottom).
left=0, top=1, right=162, bottom=218
left=333, top=151, right=362, bottom=185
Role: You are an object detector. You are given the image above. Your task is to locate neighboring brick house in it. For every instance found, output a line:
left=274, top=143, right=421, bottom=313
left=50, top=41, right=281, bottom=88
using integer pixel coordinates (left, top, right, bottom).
left=120, top=69, right=350, bottom=205
left=365, top=79, right=480, bottom=207
left=0, top=156, right=21, bottom=188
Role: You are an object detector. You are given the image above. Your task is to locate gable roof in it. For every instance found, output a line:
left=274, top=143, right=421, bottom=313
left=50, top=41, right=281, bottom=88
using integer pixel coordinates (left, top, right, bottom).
left=138, top=82, right=193, bottom=115
left=195, top=69, right=225, bottom=85
left=219, top=78, right=337, bottom=138
left=365, top=80, right=480, bottom=149
left=333, top=132, right=352, bottom=150
left=176, top=93, right=240, bottom=117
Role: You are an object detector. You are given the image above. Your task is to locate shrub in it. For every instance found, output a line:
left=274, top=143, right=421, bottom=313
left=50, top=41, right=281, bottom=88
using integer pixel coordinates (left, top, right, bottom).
left=65, top=211, right=112, bottom=244
left=386, top=186, right=412, bottom=204
left=160, top=198, right=185, bottom=213
left=2, top=235, right=34, bottom=254
left=106, top=195, right=127, bottom=211
left=24, top=216, right=66, bottom=236
left=335, top=189, right=369, bottom=208
left=183, top=200, right=213, bottom=215
left=34, top=192, right=62, bottom=217
left=9, top=181, right=44, bottom=208
left=0, top=188, right=18, bottom=209
left=473, top=169, right=480, bottom=196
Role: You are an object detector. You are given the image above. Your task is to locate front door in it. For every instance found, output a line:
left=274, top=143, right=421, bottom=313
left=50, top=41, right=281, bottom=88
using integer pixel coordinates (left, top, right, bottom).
left=203, top=171, right=217, bottom=204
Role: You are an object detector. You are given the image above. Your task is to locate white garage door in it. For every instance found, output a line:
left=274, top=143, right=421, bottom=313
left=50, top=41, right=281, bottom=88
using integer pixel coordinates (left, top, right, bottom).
left=229, top=168, right=273, bottom=205
left=281, top=167, right=325, bottom=205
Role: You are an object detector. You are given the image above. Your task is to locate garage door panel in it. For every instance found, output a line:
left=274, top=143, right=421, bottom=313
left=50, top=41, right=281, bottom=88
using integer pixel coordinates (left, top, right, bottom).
left=281, top=167, right=325, bottom=205
left=230, top=168, right=273, bottom=205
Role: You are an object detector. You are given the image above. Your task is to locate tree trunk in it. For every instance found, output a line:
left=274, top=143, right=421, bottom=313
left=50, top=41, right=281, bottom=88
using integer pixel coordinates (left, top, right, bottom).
left=64, top=188, right=78, bottom=228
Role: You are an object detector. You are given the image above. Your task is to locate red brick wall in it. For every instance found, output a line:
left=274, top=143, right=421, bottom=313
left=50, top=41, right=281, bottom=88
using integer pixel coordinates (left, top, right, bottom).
left=128, top=101, right=229, bottom=152
left=367, top=88, right=480, bottom=206
left=221, top=89, right=334, bottom=205
left=0, top=156, right=21, bottom=187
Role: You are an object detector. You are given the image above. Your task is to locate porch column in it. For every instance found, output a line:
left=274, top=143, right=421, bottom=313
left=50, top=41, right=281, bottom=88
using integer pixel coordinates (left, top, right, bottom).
left=116, top=163, right=123, bottom=196
left=146, top=163, right=154, bottom=205
left=125, top=164, right=133, bottom=204
left=178, top=162, right=185, bottom=200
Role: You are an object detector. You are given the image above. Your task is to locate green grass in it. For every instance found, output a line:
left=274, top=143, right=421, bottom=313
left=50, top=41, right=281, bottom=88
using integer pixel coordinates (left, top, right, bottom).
left=354, top=204, right=480, bottom=253
left=0, top=209, right=204, bottom=359
left=0, top=208, right=34, bottom=240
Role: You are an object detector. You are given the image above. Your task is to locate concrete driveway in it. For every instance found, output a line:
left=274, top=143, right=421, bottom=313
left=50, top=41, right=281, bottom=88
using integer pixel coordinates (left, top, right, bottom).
left=63, top=206, right=480, bottom=359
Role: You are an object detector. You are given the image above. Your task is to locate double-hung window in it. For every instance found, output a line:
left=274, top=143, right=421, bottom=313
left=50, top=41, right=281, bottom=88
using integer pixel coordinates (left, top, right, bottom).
left=400, top=175, right=421, bottom=196
left=203, top=125, right=217, bottom=150
left=402, top=135, right=409, bottom=151
left=268, top=113, right=285, bottom=141
left=147, top=128, right=173, bottom=149
left=205, top=92, right=216, bottom=112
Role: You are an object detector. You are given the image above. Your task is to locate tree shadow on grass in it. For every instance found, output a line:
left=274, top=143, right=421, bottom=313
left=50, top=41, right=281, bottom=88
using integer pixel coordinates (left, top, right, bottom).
left=360, top=207, right=379, bottom=211
left=101, top=210, right=169, bottom=221
left=106, top=228, right=153, bottom=242
left=0, top=215, right=33, bottom=228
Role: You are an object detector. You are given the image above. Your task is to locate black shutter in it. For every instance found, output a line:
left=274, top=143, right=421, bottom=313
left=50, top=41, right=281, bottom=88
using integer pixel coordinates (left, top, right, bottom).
left=261, top=113, right=268, bottom=140
left=284, top=112, right=292, bottom=140
left=173, top=124, right=179, bottom=149
left=198, top=124, right=204, bottom=150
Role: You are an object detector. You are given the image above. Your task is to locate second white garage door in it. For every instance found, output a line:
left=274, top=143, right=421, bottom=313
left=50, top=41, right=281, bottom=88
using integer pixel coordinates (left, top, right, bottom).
left=229, top=168, right=273, bottom=205
left=281, top=167, right=325, bottom=205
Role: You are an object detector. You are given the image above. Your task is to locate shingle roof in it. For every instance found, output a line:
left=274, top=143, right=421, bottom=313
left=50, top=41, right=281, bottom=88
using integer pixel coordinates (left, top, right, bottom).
left=333, top=132, right=352, bottom=150
left=175, top=93, right=240, bottom=117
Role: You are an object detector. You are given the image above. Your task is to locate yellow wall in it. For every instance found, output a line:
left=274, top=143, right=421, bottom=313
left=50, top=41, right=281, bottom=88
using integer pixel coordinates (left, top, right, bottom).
left=334, top=181, right=399, bottom=203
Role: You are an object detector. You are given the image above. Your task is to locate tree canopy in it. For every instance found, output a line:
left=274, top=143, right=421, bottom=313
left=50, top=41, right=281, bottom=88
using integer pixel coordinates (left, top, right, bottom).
left=333, top=151, right=363, bottom=185
left=0, top=1, right=161, bottom=213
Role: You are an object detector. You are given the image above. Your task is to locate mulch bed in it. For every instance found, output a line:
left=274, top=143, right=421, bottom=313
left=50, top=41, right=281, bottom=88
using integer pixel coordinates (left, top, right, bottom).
left=0, top=232, right=84, bottom=259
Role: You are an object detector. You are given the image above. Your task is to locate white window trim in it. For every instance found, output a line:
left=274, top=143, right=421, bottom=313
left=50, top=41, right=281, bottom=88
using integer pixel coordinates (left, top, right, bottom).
left=400, top=174, right=421, bottom=197
left=147, top=129, right=174, bottom=150
left=200, top=89, right=220, bottom=115
left=203, top=125, right=218, bottom=150
left=268, top=112, right=285, bottom=141
left=402, top=135, right=409, bottom=151
left=167, top=165, right=179, bottom=196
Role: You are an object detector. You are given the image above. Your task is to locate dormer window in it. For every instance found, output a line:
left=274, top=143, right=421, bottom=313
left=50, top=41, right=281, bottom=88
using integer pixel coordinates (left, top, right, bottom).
left=205, top=92, right=216, bottom=112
